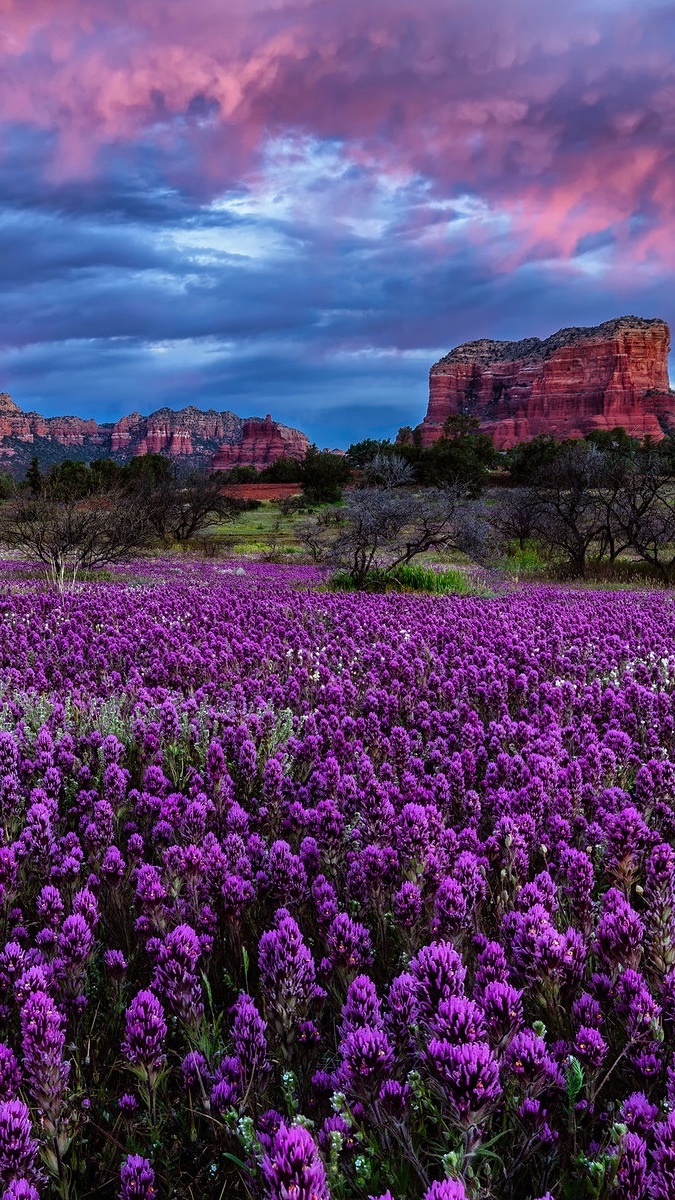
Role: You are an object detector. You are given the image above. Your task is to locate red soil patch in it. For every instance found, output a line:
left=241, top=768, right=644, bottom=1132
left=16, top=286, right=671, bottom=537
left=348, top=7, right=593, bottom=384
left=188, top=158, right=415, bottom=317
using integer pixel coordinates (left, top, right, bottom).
left=221, top=482, right=302, bottom=502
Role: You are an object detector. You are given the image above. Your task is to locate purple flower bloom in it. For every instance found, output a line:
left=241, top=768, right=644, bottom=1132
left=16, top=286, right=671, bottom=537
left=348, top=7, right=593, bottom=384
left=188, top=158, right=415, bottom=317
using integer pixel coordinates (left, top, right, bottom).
left=0, top=1052, right=20, bottom=1104
left=151, top=924, right=203, bottom=1026
left=1, top=1180, right=41, bottom=1200
left=425, top=1039, right=500, bottom=1117
left=20, top=991, right=69, bottom=1117
left=258, top=910, right=321, bottom=1036
left=393, top=882, right=422, bottom=928
left=118, top=1154, right=156, bottom=1200
left=339, top=975, right=383, bottom=1038
left=181, top=1051, right=211, bottom=1091
left=422, top=1181, right=467, bottom=1200
left=378, top=1079, right=409, bottom=1116
left=504, top=1030, right=561, bottom=1091
left=0, top=1102, right=37, bottom=1187
left=410, top=941, right=466, bottom=1016
left=620, top=1091, right=658, bottom=1136
left=385, top=972, right=419, bottom=1050
left=339, top=1026, right=394, bottom=1097
left=103, top=950, right=127, bottom=979
left=650, top=1112, right=675, bottom=1200
left=430, top=996, right=486, bottom=1044
left=325, top=912, right=373, bottom=973
left=479, top=981, right=523, bottom=1045
left=614, top=1132, right=647, bottom=1200
left=517, top=1097, right=558, bottom=1145
left=594, top=889, right=644, bottom=972
left=121, top=991, right=167, bottom=1076
left=231, top=993, right=269, bottom=1093
left=574, top=1026, right=607, bottom=1070
left=431, top=877, right=467, bottom=936
left=261, top=1123, right=329, bottom=1200
left=57, top=913, right=93, bottom=967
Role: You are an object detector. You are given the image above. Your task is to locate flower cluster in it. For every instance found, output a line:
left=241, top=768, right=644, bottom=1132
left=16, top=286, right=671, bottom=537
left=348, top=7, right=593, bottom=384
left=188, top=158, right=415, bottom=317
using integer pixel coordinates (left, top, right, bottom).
left=0, top=565, right=673, bottom=1196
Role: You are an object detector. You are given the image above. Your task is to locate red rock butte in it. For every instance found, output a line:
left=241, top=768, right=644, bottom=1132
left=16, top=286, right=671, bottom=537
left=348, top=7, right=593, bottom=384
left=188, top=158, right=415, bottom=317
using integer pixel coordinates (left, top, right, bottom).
left=0, top=397, right=310, bottom=474
left=417, top=316, right=675, bottom=450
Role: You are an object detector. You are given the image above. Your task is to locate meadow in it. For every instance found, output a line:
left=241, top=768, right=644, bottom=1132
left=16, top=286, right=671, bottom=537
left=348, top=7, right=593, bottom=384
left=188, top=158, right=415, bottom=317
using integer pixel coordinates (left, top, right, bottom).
left=0, top=561, right=670, bottom=1198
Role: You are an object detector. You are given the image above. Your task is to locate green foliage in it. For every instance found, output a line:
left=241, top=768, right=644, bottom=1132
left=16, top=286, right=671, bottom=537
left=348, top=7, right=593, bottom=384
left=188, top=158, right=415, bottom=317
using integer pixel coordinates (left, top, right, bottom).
left=396, top=425, right=497, bottom=494
left=584, top=426, right=640, bottom=456
left=330, top=563, right=489, bottom=595
left=259, top=456, right=303, bottom=483
left=566, top=1055, right=585, bottom=1106
left=48, top=458, right=96, bottom=499
left=225, top=465, right=260, bottom=483
left=505, top=434, right=567, bottom=484
left=25, top=456, right=42, bottom=496
left=299, top=445, right=352, bottom=504
left=126, top=452, right=173, bottom=487
left=0, top=470, right=13, bottom=500
left=41, top=453, right=170, bottom=500
left=503, top=540, right=548, bottom=575
left=345, top=438, right=393, bottom=467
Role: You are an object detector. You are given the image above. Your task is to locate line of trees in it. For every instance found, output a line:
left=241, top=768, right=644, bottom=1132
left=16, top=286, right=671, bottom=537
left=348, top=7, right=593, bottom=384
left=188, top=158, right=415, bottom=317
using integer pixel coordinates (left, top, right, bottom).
left=298, top=432, right=675, bottom=587
left=488, top=437, right=675, bottom=581
left=8, top=422, right=675, bottom=589
left=0, top=454, right=240, bottom=589
left=222, top=445, right=352, bottom=504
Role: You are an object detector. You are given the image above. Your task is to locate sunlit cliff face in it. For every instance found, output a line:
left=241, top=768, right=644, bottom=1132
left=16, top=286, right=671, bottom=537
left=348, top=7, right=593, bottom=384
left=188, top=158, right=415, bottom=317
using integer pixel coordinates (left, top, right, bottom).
left=0, top=0, right=674, bottom=441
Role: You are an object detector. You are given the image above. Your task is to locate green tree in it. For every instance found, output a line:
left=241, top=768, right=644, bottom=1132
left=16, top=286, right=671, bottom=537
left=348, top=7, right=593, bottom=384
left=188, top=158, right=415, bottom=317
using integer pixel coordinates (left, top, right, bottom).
left=225, top=465, right=259, bottom=483
left=259, top=457, right=303, bottom=483
left=397, top=421, right=497, bottom=495
left=89, top=458, right=127, bottom=491
left=584, top=426, right=639, bottom=457
left=127, top=453, right=174, bottom=488
left=299, top=446, right=352, bottom=504
left=25, top=456, right=42, bottom=497
left=345, top=438, right=392, bottom=468
left=48, top=459, right=92, bottom=500
left=506, top=435, right=566, bottom=485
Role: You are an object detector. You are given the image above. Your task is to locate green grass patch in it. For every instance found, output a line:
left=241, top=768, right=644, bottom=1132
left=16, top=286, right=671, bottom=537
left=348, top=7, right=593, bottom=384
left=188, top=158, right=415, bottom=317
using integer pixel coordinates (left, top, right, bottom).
left=501, top=541, right=548, bottom=576
left=330, top=563, right=491, bottom=595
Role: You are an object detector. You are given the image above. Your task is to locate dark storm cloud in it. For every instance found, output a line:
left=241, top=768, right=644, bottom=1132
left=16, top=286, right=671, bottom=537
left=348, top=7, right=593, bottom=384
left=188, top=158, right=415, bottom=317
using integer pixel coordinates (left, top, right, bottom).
left=0, top=0, right=674, bottom=440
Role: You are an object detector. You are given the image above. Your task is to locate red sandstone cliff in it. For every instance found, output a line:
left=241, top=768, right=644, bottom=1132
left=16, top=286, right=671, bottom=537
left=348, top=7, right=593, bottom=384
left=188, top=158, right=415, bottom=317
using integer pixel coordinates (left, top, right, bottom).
left=418, top=317, right=675, bottom=450
left=0, top=397, right=309, bottom=474
left=212, top=415, right=310, bottom=471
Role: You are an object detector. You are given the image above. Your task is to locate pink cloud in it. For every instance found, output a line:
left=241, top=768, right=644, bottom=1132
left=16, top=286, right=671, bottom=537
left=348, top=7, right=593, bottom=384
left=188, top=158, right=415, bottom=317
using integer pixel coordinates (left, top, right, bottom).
left=0, top=0, right=674, bottom=264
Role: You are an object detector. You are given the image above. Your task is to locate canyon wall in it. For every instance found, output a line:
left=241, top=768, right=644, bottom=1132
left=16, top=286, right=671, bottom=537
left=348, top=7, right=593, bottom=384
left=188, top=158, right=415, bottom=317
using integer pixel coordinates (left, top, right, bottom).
left=418, top=317, right=675, bottom=449
left=0, top=396, right=309, bottom=473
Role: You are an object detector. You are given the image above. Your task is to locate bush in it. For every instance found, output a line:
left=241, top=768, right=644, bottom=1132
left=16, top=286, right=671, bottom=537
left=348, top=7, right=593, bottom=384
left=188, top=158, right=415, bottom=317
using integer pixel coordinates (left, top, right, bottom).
left=330, top=563, right=489, bottom=595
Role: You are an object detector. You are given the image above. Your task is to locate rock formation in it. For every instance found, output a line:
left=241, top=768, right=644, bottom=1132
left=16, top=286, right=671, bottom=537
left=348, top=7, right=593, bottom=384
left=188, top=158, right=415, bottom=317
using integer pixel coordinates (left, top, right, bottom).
left=0, top=397, right=310, bottom=474
left=212, top=415, right=310, bottom=471
left=418, top=317, right=675, bottom=449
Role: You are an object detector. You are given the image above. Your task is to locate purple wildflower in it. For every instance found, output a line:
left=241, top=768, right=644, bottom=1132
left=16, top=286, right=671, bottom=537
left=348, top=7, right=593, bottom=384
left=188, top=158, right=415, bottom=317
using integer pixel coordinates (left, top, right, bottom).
left=422, top=1181, right=468, bottom=1200
left=121, top=991, right=167, bottom=1077
left=410, top=941, right=466, bottom=1016
left=425, top=1039, right=500, bottom=1117
left=260, top=1123, right=329, bottom=1200
left=0, top=1102, right=37, bottom=1187
left=20, top=991, right=69, bottom=1117
left=118, top=1154, right=156, bottom=1200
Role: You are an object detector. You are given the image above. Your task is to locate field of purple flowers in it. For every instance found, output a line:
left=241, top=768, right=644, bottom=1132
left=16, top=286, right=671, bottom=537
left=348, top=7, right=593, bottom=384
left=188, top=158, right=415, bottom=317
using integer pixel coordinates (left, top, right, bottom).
left=0, top=569, right=672, bottom=1199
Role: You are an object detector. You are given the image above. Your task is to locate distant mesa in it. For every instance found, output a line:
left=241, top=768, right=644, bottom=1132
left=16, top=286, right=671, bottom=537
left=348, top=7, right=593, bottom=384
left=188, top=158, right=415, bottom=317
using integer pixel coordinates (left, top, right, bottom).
left=415, top=316, right=675, bottom=449
left=0, top=399, right=310, bottom=474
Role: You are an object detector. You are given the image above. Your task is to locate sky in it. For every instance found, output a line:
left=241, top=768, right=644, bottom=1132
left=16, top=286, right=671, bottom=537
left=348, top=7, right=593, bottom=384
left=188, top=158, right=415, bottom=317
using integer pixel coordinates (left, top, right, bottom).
left=1, top=0, right=675, bottom=446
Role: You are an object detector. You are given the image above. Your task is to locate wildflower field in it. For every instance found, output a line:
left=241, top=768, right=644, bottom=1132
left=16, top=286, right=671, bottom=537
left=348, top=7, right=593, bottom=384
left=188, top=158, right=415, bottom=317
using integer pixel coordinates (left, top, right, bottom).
left=0, top=563, right=673, bottom=1199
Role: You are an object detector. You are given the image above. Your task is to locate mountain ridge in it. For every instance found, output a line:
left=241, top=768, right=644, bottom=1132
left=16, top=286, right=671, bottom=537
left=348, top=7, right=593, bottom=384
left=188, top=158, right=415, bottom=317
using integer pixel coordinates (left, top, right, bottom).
left=0, top=397, right=310, bottom=473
